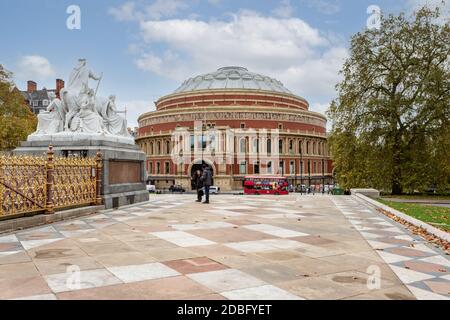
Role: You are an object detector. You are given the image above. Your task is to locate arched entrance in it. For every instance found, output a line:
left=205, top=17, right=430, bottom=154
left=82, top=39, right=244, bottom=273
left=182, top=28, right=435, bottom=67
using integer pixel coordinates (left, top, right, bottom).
left=189, top=160, right=215, bottom=190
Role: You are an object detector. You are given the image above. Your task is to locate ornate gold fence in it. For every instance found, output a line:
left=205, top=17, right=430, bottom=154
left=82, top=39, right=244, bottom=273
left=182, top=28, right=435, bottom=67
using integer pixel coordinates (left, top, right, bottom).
left=0, top=146, right=103, bottom=219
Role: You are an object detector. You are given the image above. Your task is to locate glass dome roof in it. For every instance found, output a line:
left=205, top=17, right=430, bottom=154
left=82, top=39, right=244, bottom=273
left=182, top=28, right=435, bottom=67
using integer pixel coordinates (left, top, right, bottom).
left=173, top=66, right=293, bottom=94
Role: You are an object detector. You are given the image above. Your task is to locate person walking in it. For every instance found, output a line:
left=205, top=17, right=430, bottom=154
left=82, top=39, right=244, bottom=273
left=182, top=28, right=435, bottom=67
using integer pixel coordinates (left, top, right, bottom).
left=200, top=165, right=213, bottom=204
left=193, top=170, right=203, bottom=202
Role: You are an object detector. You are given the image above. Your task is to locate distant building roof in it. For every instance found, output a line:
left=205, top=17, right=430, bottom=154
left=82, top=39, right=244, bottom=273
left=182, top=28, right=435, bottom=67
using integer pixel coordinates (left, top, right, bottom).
left=21, top=89, right=55, bottom=102
left=173, top=66, right=293, bottom=95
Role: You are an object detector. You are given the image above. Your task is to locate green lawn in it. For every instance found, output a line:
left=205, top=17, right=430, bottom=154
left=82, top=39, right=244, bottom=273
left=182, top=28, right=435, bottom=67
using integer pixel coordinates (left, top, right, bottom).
left=381, top=195, right=450, bottom=201
left=378, top=199, right=450, bottom=232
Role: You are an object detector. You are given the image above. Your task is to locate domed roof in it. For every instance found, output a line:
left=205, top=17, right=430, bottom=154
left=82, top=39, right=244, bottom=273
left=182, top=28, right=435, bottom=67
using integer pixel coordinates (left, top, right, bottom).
left=173, top=66, right=293, bottom=95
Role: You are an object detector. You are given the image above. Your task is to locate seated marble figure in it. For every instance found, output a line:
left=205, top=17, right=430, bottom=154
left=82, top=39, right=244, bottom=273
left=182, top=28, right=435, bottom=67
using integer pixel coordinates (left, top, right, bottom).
left=68, top=87, right=107, bottom=134
left=34, top=92, right=65, bottom=135
left=97, top=95, right=130, bottom=137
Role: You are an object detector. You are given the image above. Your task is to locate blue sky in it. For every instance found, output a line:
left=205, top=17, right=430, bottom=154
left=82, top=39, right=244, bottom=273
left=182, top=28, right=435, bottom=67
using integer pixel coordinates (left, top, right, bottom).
left=0, top=0, right=442, bottom=127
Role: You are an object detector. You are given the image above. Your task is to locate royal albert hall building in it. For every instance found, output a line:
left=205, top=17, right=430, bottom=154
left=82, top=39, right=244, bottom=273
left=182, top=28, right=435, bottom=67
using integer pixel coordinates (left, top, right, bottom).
left=136, top=66, right=333, bottom=191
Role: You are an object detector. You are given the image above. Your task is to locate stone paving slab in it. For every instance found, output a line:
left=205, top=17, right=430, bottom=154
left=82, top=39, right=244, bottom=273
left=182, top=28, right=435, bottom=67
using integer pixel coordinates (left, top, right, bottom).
left=331, top=196, right=449, bottom=299
left=0, top=194, right=448, bottom=300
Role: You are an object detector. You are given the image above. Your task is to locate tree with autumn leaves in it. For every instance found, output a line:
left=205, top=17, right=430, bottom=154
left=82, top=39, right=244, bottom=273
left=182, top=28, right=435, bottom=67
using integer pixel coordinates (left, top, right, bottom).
left=0, top=65, right=37, bottom=151
left=328, top=5, right=449, bottom=195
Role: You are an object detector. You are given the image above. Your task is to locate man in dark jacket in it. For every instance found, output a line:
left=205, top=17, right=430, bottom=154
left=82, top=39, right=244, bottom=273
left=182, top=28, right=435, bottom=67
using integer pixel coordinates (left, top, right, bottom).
left=193, top=170, right=203, bottom=202
left=200, top=165, right=213, bottom=204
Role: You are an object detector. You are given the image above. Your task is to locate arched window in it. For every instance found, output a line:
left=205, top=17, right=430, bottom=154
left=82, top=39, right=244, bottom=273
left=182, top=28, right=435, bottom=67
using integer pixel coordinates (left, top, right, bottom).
left=239, top=138, right=246, bottom=153
left=306, top=141, right=310, bottom=154
left=278, top=139, right=283, bottom=154
left=149, top=162, right=153, bottom=175
left=166, top=140, right=170, bottom=154
left=267, top=139, right=272, bottom=154
left=149, top=142, right=153, bottom=155
left=289, top=140, right=293, bottom=154
left=252, top=139, right=259, bottom=153
left=312, top=141, right=316, bottom=155
left=267, top=161, right=272, bottom=174
left=157, top=141, right=161, bottom=154
left=298, top=140, right=303, bottom=155
left=253, top=161, right=260, bottom=174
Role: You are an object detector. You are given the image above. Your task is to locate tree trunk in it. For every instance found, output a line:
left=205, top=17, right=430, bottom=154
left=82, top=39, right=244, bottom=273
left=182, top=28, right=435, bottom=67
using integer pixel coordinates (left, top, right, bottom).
left=391, top=179, right=403, bottom=195
left=391, top=134, right=403, bottom=195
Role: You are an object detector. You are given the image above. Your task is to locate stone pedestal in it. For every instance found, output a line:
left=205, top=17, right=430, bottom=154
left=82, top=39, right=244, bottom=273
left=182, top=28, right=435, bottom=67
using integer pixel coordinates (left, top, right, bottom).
left=15, top=139, right=149, bottom=209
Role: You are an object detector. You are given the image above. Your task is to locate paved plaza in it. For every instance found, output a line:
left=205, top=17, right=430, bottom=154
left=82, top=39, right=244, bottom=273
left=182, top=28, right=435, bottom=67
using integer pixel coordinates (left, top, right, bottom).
left=0, top=194, right=448, bottom=300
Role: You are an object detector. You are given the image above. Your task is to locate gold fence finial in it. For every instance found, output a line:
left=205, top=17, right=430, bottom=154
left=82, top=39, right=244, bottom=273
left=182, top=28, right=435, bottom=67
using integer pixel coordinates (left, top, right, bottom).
left=47, top=145, right=54, bottom=158
left=45, top=145, right=55, bottom=214
left=95, top=150, right=103, bottom=205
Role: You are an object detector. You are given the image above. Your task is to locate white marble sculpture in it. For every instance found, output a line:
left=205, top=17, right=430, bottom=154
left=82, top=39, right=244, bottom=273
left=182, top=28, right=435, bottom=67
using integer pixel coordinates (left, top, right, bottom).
left=69, top=86, right=107, bottom=134
left=97, top=95, right=129, bottom=136
left=35, top=92, right=65, bottom=134
left=29, top=58, right=134, bottom=144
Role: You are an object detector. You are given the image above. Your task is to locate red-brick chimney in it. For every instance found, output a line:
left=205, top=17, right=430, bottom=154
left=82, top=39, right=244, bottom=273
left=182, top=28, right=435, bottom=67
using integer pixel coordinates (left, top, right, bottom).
left=27, top=81, right=37, bottom=93
left=56, top=79, right=65, bottom=98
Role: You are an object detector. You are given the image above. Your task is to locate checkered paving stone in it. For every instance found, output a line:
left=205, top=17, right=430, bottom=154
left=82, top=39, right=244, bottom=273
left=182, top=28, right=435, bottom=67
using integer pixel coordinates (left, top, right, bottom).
left=331, top=196, right=450, bottom=300
left=0, top=194, right=448, bottom=300
left=163, top=257, right=229, bottom=274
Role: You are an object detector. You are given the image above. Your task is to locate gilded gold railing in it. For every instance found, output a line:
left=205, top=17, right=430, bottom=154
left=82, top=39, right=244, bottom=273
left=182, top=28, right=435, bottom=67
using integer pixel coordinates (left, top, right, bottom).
left=0, top=155, right=46, bottom=216
left=0, top=146, right=103, bottom=219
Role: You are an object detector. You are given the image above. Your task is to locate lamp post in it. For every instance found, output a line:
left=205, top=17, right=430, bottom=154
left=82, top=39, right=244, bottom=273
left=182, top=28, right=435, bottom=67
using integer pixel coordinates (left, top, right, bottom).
left=300, top=149, right=303, bottom=195
left=179, top=147, right=183, bottom=189
left=201, top=124, right=204, bottom=163
left=322, top=158, right=325, bottom=194
left=294, top=160, right=297, bottom=191
left=307, top=159, right=311, bottom=192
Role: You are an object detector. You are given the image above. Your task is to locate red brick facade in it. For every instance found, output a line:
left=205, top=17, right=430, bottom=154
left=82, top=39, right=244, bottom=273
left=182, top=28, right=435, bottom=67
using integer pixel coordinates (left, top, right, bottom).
left=136, top=89, right=333, bottom=190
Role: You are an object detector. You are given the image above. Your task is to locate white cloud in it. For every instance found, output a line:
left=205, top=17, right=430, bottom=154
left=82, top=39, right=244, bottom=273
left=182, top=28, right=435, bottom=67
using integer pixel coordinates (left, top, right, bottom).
left=310, top=102, right=330, bottom=115
left=406, top=0, right=449, bottom=21
left=279, top=47, right=347, bottom=99
left=117, top=100, right=155, bottom=127
left=146, top=0, right=188, bottom=20
left=17, top=55, right=56, bottom=80
left=109, top=0, right=189, bottom=22
left=131, top=10, right=346, bottom=101
left=273, top=0, right=295, bottom=18
left=407, top=0, right=449, bottom=11
left=310, top=102, right=333, bottom=131
left=301, top=0, right=340, bottom=15
left=135, top=50, right=186, bottom=80
left=108, top=2, right=136, bottom=21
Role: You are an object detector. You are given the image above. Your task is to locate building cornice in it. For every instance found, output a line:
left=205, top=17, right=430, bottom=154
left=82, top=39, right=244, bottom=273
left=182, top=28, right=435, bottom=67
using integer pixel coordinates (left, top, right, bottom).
left=138, top=105, right=327, bottom=125
left=156, top=89, right=309, bottom=107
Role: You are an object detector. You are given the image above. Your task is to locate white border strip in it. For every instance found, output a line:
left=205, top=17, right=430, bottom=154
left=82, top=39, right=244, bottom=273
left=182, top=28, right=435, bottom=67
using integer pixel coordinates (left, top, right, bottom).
left=354, top=193, right=450, bottom=242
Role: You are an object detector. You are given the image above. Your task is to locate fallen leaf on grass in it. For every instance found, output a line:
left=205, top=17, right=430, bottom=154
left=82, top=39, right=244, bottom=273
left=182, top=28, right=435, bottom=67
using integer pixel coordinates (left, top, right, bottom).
left=377, top=208, right=449, bottom=254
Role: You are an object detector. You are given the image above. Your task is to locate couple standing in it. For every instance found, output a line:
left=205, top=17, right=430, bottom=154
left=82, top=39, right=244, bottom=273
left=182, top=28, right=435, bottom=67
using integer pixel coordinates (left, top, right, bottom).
left=193, top=165, right=213, bottom=204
